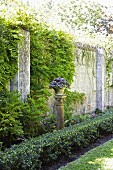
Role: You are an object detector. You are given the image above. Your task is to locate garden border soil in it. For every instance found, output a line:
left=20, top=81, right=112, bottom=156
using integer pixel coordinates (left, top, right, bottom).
left=41, top=134, right=113, bottom=170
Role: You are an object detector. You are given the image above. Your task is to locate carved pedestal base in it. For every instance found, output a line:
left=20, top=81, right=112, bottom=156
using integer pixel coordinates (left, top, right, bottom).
left=55, top=95, right=66, bottom=130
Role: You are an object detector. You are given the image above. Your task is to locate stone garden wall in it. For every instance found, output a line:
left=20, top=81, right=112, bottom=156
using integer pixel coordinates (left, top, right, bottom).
left=10, top=29, right=30, bottom=102
left=71, top=48, right=97, bottom=113
left=10, top=30, right=113, bottom=113
left=71, top=45, right=106, bottom=113
left=71, top=44, right=113, bottom=114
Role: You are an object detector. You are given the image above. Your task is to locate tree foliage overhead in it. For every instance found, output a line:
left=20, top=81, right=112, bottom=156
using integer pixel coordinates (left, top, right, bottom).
left=1, top=0, right=113, bottom=49
left=57, top=0, right=103, bottom=31
left=25, top=0, right=113, bottom=50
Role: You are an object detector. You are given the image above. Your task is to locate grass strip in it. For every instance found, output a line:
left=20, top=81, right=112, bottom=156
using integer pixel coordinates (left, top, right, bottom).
left=59, top=138, right=113, bottom=170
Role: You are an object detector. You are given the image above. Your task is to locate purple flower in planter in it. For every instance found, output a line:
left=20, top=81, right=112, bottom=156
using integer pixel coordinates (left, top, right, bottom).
left=49, top=77, right=70, bottom=90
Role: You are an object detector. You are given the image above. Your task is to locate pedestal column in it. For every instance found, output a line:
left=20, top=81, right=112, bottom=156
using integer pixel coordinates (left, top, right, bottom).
left=55, top=95, right=66, bottom=130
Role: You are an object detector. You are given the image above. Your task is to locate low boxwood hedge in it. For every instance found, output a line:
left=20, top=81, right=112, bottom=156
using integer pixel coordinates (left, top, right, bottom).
left=0, top=110, right=113, bottom=170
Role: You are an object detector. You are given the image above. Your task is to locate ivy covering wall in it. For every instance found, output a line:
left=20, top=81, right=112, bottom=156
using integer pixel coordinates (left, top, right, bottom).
left=30, top=23, right=75, bottom=113
left=0, top=18, right=20, bottom=91
left=0, top=4, right=76, bottom=144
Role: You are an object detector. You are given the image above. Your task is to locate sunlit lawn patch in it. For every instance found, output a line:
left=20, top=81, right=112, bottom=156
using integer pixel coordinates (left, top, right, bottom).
left=59, top=139, right=113, bottom=170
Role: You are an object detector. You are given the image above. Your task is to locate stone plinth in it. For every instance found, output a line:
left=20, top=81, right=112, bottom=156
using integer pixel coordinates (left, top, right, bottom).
left=55, top=95, right=66, bottom=130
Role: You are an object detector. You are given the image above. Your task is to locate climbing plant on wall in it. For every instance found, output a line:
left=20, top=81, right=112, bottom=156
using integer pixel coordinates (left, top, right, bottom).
left=0, top=1, right=76, bottom=141
left=30, top=23, right=75, bottom=113
left=0, top=18, right=20, bottom=91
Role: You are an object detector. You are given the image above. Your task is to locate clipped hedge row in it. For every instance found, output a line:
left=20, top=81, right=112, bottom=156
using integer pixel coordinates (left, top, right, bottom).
left=0, top=110, right=113, bottom=170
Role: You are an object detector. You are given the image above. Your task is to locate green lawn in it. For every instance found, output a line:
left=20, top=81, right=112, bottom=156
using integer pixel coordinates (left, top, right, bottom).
left=59, top=138, right=113, bottom=170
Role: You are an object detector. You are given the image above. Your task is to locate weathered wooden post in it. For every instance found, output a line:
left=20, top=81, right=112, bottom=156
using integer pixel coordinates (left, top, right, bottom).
left=49, top=77, right=69, bottom=130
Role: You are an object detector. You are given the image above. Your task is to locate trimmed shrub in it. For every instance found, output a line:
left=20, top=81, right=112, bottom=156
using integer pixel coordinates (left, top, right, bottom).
left=0, top=110, right=113, bottom=170
left=0, top=17, right=19, bottom=91
left=0, top=90, right=24, bottom=147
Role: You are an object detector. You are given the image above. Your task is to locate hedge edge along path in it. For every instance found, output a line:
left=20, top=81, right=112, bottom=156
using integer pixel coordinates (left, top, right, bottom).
left=0, top=110, right=113, bottom=170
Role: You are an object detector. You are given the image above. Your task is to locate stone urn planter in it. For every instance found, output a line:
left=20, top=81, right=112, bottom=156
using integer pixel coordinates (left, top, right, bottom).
left=53, top=87, right=65, bottom=95
left=49, top=77, right=70, bottom=130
